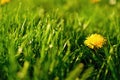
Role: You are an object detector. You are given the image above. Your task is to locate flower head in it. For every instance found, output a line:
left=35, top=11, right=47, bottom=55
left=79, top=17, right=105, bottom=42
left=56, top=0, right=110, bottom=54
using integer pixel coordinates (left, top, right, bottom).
left=0, top=0, right=10, bottom=5
left=84, top=34, right=106, bottom=49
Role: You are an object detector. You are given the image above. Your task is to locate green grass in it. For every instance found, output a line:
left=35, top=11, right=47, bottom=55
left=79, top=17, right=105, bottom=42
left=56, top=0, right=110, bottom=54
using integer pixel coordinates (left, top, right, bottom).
left=0, top=0, right=120, bottom=80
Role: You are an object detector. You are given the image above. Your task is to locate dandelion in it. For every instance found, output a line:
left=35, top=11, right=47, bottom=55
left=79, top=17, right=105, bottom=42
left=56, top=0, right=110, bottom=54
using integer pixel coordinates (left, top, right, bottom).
left=84, top=33, right=106, bottom=49
left=0, top=0, right=10, bottom=5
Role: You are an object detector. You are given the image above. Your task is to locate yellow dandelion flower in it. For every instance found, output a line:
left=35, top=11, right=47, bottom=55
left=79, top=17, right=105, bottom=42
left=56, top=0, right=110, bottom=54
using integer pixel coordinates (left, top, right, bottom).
left=84, top=34, right=106, bottom=49
left=0, top=0, right=10, bottom=5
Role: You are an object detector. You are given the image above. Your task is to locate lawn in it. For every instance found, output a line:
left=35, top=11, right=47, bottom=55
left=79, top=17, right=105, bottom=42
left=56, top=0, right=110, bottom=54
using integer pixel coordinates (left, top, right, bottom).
left=0, top=0, right=120, bottom=80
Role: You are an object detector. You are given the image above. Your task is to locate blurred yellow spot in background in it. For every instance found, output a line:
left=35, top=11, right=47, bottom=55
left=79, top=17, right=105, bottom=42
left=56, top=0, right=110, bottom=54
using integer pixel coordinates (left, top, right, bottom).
left=90, top=0, right=101, bottom=3
left=0, top=0, right=10, bottom=5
